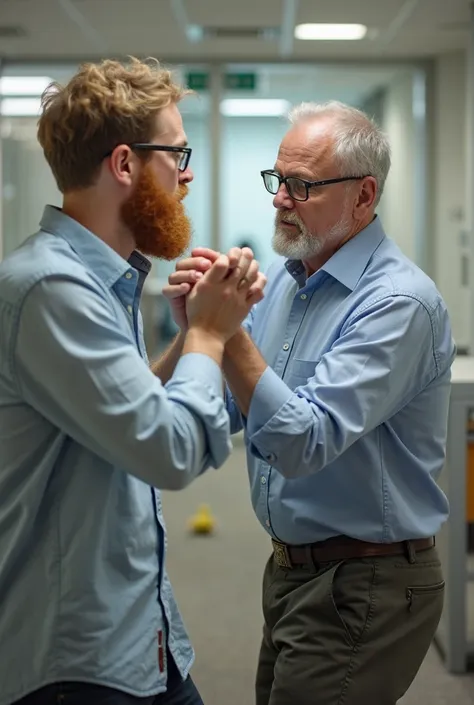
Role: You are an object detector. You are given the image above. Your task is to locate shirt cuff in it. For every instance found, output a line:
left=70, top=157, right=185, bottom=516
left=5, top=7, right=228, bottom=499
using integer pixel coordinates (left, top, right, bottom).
left=166, top=352, right=230, bottom=471
left=170, top=352, right=223, bottom=398
left=247, top=367, right=293, bottom=460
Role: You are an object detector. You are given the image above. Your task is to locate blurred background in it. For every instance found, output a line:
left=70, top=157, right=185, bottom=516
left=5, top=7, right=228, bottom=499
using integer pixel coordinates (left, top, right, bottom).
left=1, top=0, right=470, bottom=353
left=1, top=1, right=474, bottom=703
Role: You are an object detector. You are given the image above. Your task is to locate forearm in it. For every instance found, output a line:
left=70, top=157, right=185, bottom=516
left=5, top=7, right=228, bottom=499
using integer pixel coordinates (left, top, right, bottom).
left=152, top=327, right=226, bottom=385
left=223, top=327, right=267, bottom=417
left=182, top=327, right=224, bottom=366
left=151, top=331, right=186, bottom=383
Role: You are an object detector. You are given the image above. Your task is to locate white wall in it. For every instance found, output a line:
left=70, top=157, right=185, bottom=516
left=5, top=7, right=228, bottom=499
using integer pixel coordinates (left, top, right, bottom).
left=2, top=131, right=60, bottom=255
left=362, top=56, right=468, bottom=349
left=378, top=71, right=417, bottom=262
left=432, top=51, right=469, bottom=349
left=220, top=116, right=287, bottom=272
left=156, top=115, right=211, bottom=282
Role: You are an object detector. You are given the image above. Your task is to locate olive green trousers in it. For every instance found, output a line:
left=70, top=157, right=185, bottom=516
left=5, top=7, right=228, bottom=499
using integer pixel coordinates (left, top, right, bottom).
left=256, top=546, right=444, bottom=705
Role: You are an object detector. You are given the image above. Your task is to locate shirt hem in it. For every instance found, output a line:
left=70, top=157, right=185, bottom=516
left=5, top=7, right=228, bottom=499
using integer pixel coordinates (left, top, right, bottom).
left=3, top=676, right=166, bottom=705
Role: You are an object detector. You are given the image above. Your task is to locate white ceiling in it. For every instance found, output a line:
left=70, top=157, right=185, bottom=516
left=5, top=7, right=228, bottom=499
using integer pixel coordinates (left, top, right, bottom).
left=0, top=0, right=470, bottom=63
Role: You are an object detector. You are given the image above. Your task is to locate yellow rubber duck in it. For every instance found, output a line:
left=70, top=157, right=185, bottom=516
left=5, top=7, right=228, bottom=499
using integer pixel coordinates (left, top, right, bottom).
left=187, top=504, right=216, bottom=535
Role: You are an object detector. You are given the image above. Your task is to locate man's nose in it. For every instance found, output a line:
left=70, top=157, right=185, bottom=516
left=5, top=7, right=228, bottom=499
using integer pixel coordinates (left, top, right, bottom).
left=273, top=182, right=294, bottom=210
left=179, top=166, right=194, bottom=185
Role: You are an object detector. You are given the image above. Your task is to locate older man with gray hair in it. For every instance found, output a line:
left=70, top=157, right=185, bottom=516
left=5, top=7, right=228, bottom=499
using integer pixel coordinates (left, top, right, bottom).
left=164, top=100, right=455, bottom=704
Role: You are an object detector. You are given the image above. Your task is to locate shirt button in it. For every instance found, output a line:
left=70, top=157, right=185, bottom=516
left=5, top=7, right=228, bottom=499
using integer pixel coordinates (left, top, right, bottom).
left=266, top=453, right=276, bottom=463
left=125, top=272, right=133, bottom=280
left=265, top=519, right=270, bottom=527
left=300, top=293, right=307, bottom=300
left=282, top=343, right=290, bottom=351
left=127, top=305, right=133, bottom=314
left=261, top=476, right=267, bottom=485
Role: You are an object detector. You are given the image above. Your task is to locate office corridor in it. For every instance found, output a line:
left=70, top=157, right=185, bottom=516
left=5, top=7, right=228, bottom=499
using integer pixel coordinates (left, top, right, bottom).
left=163, top=439, right=474, bottom=705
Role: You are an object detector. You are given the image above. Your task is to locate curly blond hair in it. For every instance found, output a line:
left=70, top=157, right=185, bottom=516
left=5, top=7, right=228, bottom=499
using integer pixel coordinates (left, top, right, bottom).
left=37, top=57, right=189, bottom=193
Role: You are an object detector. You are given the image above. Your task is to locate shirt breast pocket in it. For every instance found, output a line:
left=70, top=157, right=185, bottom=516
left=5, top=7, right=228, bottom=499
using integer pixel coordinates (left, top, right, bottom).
left=284, top=358, right=318, bottom=390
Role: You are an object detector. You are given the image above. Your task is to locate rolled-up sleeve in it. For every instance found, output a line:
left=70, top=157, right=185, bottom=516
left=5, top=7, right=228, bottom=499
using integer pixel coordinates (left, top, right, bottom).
left=246, top=294, right=452, bottom=478
left=14, top=276, right=231, bottom=490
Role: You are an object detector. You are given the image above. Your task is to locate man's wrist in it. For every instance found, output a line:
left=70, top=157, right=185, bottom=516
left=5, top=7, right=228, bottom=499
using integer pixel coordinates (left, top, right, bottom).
left=183, top=326, right=225, bottom=365
left=225, top=326, right=247, bottom=354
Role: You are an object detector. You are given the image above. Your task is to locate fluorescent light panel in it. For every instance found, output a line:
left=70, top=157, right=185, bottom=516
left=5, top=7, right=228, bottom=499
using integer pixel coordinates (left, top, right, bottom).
left=220, top=98, right=290, bottom=117
left=295, top=23, right=367, bottom=40
left=1, top=97, right=42, bottom=117
left=0, top=76, right=52, bottom=96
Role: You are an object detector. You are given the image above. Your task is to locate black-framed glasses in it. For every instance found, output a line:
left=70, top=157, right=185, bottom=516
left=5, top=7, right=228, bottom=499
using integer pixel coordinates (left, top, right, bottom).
left=261, top=169, right=368, bottom=202
left=104, top=144, right=192, bottom=172
left=131, top=144, right=192, bottom=172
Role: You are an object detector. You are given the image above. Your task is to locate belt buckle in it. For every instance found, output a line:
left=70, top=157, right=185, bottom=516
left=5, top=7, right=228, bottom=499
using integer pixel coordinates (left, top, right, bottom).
left=272, top=540, right=292, bottom=569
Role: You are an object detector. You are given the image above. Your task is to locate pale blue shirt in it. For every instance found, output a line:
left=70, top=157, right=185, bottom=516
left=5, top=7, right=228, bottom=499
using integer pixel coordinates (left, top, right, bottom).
left=227, top=217, right=455, bottom=544
left=0, top=206, right=231, bottom=704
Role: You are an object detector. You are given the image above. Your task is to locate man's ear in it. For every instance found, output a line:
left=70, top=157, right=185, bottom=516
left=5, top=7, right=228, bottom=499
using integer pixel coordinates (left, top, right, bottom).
left=108, top=145, right=136, bottom=187
left=353, top=176, right=377, bottom=217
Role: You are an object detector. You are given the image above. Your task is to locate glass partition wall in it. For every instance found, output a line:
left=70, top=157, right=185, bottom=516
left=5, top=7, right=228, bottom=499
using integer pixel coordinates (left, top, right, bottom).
left=0, top=61, right=428, bottom=353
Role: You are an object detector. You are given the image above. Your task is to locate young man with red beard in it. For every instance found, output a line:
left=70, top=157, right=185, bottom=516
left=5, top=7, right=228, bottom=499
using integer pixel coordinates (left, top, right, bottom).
left=0, top=58, right=266, bottom=705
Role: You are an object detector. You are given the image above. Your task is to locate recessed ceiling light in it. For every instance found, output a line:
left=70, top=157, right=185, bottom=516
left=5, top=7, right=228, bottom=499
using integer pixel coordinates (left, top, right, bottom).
left=0, top=97, right=42, bottom=117
left=295, top=23, right=368, bottom=41
left=220, top=99, right=291, bottom=117
left=0, top=76, right=52, bottom=96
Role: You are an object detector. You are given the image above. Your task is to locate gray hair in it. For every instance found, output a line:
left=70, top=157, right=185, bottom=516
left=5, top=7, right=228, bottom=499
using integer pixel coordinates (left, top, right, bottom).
left=288, top=100, right=391, bottom=206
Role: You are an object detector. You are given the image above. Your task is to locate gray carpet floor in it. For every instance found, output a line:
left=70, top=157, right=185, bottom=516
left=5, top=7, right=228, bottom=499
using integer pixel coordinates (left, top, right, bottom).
left=162, top=440, right=474, bottom=705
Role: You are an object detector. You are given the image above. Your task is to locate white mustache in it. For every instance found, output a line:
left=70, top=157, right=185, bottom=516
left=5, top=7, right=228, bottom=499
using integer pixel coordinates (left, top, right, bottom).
left=277, top=211, right=301, bottom=227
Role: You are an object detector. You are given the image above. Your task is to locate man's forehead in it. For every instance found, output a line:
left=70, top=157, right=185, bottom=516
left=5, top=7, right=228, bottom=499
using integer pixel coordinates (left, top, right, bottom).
left=276, top=123, right=334, bottom=172
left=281, top=119, right=334, bottom=153
left=153, top=103, right=186, bottom=143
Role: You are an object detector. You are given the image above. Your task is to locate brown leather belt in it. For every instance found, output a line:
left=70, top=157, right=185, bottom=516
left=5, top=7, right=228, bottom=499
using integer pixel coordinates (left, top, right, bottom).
left=271, top=535, right=435, bottom=569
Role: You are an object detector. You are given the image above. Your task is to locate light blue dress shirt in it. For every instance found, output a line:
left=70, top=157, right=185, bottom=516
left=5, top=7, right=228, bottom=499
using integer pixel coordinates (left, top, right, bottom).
left=0, top=206, right=231, bottom=704
left=227, top=217, right=455, bottom=545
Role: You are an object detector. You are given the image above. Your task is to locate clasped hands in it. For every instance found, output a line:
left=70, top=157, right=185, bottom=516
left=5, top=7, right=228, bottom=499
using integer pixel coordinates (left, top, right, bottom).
left=162, top=246, right=267, bottom=344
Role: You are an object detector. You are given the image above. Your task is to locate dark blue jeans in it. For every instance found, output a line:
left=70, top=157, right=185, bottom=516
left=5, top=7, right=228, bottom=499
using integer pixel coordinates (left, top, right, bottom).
left=14, top=656, right=204, bottom=705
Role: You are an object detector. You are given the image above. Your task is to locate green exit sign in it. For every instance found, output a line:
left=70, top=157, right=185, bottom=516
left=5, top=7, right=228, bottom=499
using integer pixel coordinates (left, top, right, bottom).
left=186, top=72, right=209, bottom=91
left=185, top=71, right=257, bottom=92
left=224, top=72, right=256, bottom=91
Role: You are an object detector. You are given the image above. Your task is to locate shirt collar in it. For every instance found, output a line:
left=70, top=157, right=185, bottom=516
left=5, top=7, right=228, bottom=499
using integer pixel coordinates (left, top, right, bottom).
left=39, top=205, right=151, bottom=287
left=285, top=216, right=386, bottom=291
